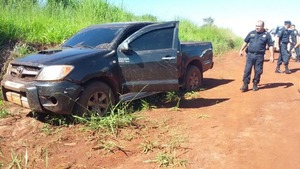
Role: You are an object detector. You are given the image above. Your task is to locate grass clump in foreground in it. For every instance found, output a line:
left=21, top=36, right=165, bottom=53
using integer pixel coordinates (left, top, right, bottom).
left=0, top=100, right=9, bottom=119
left=74, top=101, right=140, bottom=136
left=142, top=120, right=189, bottom=168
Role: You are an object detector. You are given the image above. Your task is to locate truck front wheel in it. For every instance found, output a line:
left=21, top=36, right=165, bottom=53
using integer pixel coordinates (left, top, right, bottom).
left=184, top=65, right=202, bottom=91
left=73, top=82, right=115, bottom=117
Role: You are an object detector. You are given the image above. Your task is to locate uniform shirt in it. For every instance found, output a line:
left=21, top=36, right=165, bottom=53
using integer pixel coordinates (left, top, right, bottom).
left=244, top=30, right=273, bottom=54
left=291, top=29, right=299, bottom=44
left=277, top=27, right=291, bottom=44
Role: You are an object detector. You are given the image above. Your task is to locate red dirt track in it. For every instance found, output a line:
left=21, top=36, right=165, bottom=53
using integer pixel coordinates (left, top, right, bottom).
left=1, top=51, right=300, bottom=169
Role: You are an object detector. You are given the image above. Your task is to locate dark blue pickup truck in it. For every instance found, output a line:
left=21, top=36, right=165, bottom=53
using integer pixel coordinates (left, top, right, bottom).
left=1, top=21, right=213, bottom=116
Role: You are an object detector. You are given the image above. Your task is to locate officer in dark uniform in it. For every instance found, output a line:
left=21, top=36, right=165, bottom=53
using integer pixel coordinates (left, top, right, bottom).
left=239, top=20, right=274, bottom=92
left=292, top=39, right=300, bottom=62
left=275, top=21, right=292, bottom=73
left=290, top=24, right=300, bottom=62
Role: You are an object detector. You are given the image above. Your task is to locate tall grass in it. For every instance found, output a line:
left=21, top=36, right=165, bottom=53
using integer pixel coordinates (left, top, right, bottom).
left=179, top=20, right=243, bottom=55
left=0, top=0, right=157, bottom=45
left=0, top=0, right=241, bottom=54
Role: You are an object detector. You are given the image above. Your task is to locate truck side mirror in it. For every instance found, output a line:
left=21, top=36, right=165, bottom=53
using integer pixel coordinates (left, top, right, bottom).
left=120, top=42, right=133, bottom=55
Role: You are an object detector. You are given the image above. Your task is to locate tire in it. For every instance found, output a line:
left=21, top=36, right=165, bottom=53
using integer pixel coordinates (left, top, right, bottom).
left=184, top=65, right=202, bottom=91
left=74, top=82, right=115, bottom=117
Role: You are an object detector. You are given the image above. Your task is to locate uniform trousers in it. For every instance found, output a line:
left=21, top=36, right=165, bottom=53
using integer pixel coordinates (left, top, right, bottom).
left=243, top=52, right=264, bottom=84
left=277, top=44, right=290, bottom=68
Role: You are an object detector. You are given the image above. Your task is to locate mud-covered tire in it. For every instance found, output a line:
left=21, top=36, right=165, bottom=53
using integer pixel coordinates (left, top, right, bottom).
left=73, top=82, right=115, bottom=117
left=184, top=65, right=202, bottom=91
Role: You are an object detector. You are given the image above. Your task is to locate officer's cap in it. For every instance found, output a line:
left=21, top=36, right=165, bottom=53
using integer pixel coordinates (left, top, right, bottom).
left=284, top=21, right=291, bottom=25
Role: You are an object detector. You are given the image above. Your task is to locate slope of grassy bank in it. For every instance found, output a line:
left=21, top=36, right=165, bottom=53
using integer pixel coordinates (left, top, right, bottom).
left=0, top=0, right=242, bottom=56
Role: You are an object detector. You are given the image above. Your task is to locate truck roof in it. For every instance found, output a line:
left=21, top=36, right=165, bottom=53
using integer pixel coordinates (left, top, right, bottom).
left=86, top=21, right=156, bottom=29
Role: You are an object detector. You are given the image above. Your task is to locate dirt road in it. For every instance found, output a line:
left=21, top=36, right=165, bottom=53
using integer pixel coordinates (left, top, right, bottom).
left=1, top=51, right=300, bottom=169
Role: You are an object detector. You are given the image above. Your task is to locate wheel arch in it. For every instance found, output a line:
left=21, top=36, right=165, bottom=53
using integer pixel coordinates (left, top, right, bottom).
left=185, top=59, right=203, bottom=73
left=180, top=59, right=203, bottom=83
left=80, top=76, right=119, bottom=101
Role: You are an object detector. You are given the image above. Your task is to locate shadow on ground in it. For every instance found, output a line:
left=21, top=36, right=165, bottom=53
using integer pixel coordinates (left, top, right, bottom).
left=202, top=78, right=234, bottom=91
left=179, top=98, right=230, bottom=108
left=259, top=82, right=293, bottom=90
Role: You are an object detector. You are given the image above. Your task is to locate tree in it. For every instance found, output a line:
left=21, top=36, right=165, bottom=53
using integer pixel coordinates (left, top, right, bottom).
left=203, top=17, right=214, bottom=26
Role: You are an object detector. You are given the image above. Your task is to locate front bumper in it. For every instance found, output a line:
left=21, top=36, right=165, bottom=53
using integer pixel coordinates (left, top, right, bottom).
left=1, top=77, right=83, bottom=114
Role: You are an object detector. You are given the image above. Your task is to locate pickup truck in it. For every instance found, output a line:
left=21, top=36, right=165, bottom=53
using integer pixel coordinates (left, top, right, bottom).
left=1, top=21, right=213, bottom=116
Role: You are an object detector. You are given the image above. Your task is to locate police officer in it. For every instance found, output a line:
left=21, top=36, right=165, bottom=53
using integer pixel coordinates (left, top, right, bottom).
left=292, top=40, right=300, bottom=61
left=274, top=21, right=292, bottom=73
left=239, top=20, right=274, bottom=92
left=290, top=24, right=300, bottom=62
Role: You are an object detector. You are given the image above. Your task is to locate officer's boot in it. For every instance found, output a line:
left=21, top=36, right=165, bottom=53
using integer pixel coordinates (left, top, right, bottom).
left=240, top=82, right=248, bottom=92
left=285, top=65, right=291, bottom=74
left=253, top=81, right=258, bottom=91
left=275, top=66, right=283, bottom=73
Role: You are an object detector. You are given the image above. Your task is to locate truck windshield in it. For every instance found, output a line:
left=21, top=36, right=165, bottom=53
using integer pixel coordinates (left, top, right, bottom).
left=62, top=26, right=123, bottom=49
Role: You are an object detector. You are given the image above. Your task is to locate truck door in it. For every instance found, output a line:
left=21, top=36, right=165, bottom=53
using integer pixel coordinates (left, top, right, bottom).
left=117, top=21, right=179, bottom=93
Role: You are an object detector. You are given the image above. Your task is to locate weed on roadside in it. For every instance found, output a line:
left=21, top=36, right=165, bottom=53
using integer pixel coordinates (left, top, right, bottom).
left=139, top=140, right=159, bottom=154
left=169, top=98, right=181, bottom=111
left=143, top=121, right=189, bottom=168
left=165, top=91, right=181, bottom=103
left=0, top=148, right=3, bottom=168
left=40, top=124, right=62, bottom=136
left=6, top=149, right=28, bottom=169
left=184, top=91, right=200, bottom=99
left=74, top=101, right=140, bottom=136
left=93, top=140, right=127, bottom=155
left=145, top=151, right=187, bottom=168
left=140, top=99, right=157, bottom=111
left=0, top=100, right=9, bottom=119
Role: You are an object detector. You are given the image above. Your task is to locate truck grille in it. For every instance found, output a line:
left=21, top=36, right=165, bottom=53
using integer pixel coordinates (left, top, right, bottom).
left=9, top=64, right=41, bottom=81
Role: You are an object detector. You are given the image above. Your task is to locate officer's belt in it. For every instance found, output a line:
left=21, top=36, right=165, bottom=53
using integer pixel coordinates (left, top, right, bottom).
left=247, top=51, right=265, bottom=55
left=280, top=42, right=289, bottom=45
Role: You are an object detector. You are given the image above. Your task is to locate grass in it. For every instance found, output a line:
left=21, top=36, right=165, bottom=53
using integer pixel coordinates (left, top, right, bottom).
left=0, top=0, right=157, bottom=46
left=142, top=121, right=189, bottom=168
left=154, top=151, right=187, bottom=168
left=139, top=140, right=159, bottom=154
left=0, top=100, right=9, bottom=119
left=0, top=0, right=242, bottom=55
left=74, top=101, right=139, bottom=136
left=0, top=148, right=3, bottom=168
left=6, top=149, right=26, bottom=169
left=93, top=140, right=126, bottom=155
left=1, top=148, right=49, bottom=169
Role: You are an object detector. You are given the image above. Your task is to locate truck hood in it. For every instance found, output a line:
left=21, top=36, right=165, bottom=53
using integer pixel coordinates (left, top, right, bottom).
left=11, top=48, right=112, bottom=67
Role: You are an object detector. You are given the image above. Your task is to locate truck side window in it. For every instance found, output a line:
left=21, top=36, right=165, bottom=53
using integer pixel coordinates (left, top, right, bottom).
left=130, top=28, right=174, bottom=51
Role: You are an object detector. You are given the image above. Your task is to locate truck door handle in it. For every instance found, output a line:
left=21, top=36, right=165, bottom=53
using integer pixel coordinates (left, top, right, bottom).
left=162, top=55, right=176, bottom=60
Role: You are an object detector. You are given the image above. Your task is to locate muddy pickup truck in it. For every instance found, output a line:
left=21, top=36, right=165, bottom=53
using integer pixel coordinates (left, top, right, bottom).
left=1, top=21, right=213, bottom=116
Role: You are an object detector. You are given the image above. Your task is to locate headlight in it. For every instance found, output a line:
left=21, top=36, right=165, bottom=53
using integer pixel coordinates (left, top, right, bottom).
left=36, top=65, right=74, bottom=81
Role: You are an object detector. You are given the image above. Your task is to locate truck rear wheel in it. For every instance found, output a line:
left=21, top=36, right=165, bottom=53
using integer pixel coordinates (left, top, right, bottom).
left=74, top=82, right=115, bottom=117
left=184, top=65, right=202, bottom=91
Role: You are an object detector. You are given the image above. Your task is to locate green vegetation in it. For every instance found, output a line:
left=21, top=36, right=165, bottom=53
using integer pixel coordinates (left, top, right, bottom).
left=142, top=122, right=189, bottom=168
left=6, top=149, right=27, bottom=169
left=0, top=100, right=9, bottom=119
left=74, top=102, right=139, bottom=135
left=179, top=20, right=243, bottom=55
left=0, top=0, right=242, bottom=55
left=0, top=0, right=157, bottom=46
